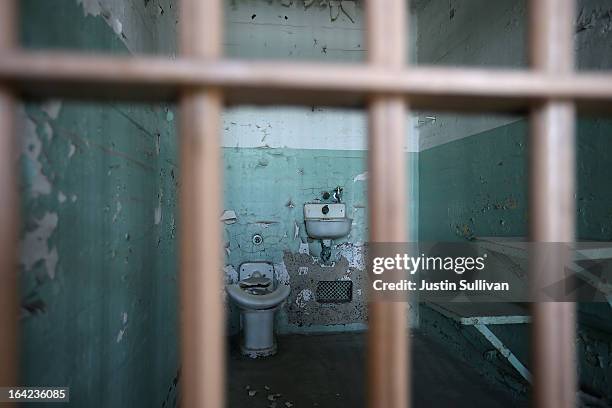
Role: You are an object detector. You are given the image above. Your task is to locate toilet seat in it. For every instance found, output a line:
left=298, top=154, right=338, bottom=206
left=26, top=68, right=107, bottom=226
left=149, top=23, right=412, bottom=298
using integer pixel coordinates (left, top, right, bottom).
left=238, top=272, right=272, bottom=290
left=226, top=283, right=290, bottom=310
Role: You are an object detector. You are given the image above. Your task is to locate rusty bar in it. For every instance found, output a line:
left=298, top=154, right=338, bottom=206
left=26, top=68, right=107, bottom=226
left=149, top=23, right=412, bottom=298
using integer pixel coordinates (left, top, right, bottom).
left=3, top=53, right=612, bottom=110
left=366, top=1, right=409, bottom=408
left=178, top=0, right=225, bottom=407
left=0, top=0, right=19, bottom=400
left=529, top=1, right=577, bottom=408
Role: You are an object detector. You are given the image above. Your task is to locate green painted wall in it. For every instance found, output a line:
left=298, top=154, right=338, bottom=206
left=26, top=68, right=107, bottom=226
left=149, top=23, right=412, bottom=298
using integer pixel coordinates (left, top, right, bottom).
left=419, top=120, right=527, bottom=242
left=419, top=115, right=612, bottom=400
left=20, top=1, right=180, bottom=407
left=416, top=0, right=612, bottom=402
left=419, top=114, right=612, bottom=398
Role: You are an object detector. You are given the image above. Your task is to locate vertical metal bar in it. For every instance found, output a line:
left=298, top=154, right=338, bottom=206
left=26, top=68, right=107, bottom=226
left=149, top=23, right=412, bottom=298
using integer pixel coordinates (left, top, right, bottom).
left=366, top=1, right=409, bottom=408
left=179, top=0, right=224, bottom=407
left=0, top=0, right=19, bottom=398
left=529, top=1, right=576, bottom=408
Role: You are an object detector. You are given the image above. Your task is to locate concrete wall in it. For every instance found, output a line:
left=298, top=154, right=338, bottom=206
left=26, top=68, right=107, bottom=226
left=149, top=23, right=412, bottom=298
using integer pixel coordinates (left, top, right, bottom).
left=416, top=0, right=612, bottom=402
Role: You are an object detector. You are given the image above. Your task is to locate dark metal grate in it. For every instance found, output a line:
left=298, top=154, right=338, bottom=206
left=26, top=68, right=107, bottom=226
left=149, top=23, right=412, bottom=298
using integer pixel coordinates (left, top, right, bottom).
left=316, top=280, right=353, bottom=303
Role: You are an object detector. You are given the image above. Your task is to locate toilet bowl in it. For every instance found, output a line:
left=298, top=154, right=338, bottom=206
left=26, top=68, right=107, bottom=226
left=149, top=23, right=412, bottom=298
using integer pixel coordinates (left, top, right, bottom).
left=226, top=262, right=291, bottom=358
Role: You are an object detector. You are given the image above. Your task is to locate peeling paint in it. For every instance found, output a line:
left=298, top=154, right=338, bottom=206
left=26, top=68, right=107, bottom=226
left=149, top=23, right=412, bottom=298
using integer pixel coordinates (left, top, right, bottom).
left=76, top=0, right=133, bottom=51
left=20, top=212, right=59, bottom=280
left=221, top=210, right=238, bottom=224
left=295, top=288, right=314, bottom=308
left=23, top=117, right=52, bottom=198
left=112, top=201, right=122, bottom=223
left=116, top=328, right=125, bottom=343
left=336, top=242, right=365, bottom=270
left=273, top=262, right=290, bottom=285
left=68, top=143, right=76, bottom=158
left=283, top=251, right=367, bottom=327
left=42, top=122, right=53, bottom=141
left=111, top=18, right=123, bottom=36
left=224, top=265, right=239, bottom=284
left=116, top=311, right=129, bottom=343
left=76, top=0, right=102, bottom=17
left=41, top=99, right=62, bottom=120
left=154, top=205, right=162, bottom=225
left=353, top=171, right=367, bottom=182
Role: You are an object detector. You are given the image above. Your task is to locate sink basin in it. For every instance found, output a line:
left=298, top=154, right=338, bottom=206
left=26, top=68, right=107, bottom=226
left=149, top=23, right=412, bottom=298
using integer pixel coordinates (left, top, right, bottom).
left=305, top=218, right=352, bottom=239
left=304, top=203, right=352, bottom=240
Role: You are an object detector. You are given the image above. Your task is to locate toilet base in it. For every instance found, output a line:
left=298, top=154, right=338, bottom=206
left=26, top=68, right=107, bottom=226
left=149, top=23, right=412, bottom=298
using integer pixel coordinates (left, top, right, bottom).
left=240, top=306, right=279, bottom=358
left=240, top=341, right=277, bottom=359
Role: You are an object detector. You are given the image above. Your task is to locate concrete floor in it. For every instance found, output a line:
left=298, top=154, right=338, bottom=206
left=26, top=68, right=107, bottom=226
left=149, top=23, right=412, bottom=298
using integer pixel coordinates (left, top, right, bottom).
left=228, top=332, right=527, bottom=408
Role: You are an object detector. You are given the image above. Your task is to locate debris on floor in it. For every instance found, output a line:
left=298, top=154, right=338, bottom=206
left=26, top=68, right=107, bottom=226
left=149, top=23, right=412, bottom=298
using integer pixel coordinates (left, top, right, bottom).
left=267, top=393, right=281, bottom=401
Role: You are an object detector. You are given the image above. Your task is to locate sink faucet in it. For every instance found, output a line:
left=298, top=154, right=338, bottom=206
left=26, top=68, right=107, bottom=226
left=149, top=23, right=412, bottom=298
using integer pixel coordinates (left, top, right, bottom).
left=333, top=186, right=343, bottom=203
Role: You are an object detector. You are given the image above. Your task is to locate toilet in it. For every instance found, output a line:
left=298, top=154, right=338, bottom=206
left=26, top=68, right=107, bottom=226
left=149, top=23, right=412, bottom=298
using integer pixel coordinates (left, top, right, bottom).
left=226, top=262, right=291, bottom=358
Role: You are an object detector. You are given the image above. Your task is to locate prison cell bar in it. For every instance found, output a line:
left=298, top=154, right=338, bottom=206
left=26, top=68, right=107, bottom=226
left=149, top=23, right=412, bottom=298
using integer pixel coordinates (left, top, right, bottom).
left=178, top=0, right=225, bottom=407
left=529, top=0, right=577, bottom=407
left=366, top=1, right=409, bottom=408
left=2, top=54, right=612, bottom=111
left=0, top=0, right=19, bottom=404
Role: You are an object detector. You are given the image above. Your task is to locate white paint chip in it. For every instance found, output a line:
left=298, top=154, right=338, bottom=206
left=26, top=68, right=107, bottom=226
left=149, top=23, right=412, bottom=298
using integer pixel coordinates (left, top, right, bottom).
left=224, top=265, right=239, bottom=284
left=42, top=122, right=53, bottom=141
left=111, top=18, right=123, bottom=36
left=57, top=191, right=67, bottom=203
left=353, top=171, right=368, bottom=182
left=295, top=288, right=314, bottom=308
left=116, top=328, right=125, bottom=343
left=220, top=210, right=237, bottom=224
left=68, top=143, right=76, bottom=158
left=77, top=0, right=102, bottom=16
left=112, top=201, right=123, bottom=223
left=273, top=262, right=290, bottom=285
left=154, top=205, right=162, bottom=225
left=41, top=99, right=62, bottom=120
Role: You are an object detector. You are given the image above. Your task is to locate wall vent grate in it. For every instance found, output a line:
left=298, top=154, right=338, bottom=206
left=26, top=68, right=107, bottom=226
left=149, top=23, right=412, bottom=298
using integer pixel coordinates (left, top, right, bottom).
left=316, top=280, right=352, bottom=303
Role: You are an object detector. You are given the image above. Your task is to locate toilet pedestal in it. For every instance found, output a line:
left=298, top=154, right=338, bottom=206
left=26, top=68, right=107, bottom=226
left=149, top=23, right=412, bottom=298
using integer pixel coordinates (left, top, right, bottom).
left=240, top=307, right=279, bottom=358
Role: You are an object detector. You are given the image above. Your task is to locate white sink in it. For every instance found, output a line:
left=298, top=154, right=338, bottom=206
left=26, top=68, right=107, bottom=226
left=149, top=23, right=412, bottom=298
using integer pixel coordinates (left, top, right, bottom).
left=304, top=203, right=352, bottom=240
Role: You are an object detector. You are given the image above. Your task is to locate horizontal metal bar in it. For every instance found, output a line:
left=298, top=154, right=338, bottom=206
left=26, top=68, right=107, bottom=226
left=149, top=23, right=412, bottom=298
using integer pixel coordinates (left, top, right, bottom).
left=1, top=52, right=612, bottom=112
